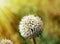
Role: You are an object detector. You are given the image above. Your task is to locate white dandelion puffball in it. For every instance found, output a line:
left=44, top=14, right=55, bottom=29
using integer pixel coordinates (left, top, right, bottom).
left=0, top=39, right=13, bottom=44
left=19, top=15, right=43, bottom=38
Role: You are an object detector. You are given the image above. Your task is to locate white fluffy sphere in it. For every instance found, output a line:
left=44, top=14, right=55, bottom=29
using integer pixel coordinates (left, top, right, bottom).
left=19, top=15, right=43, bottom=38
left=0, top=38, right=13, bottom=44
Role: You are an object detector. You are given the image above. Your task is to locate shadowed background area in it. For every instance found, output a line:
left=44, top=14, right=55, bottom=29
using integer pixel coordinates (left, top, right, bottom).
left=0, top=0, right=60, bottom=44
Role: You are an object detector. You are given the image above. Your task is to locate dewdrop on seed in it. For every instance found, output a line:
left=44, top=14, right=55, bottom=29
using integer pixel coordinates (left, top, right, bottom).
left=19, top=15, right=43, bottom=38
left=0, top=38, right=13, bottom=44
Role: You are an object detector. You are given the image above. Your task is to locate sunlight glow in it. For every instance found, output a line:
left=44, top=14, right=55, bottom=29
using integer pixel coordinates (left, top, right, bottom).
left=0, top=0, right=10, bottom=9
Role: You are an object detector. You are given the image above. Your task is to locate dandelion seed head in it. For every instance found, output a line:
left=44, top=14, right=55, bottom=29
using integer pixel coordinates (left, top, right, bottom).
left=0, top=38, right=13, bottom=44
left=19, top=15, right=43, bottom=38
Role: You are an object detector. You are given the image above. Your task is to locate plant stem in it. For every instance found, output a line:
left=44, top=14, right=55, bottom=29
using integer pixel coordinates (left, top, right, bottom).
left=33, top=37, right=36, bottom=44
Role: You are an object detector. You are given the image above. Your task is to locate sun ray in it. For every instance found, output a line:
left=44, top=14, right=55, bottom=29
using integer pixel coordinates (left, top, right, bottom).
left=0, top=0, right=11, bottom=9
left=0, top=0, right=23, bottom=44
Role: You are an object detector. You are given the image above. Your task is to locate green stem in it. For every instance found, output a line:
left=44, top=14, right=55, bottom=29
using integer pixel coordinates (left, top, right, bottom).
left=33, top=37, right=36, bottom=44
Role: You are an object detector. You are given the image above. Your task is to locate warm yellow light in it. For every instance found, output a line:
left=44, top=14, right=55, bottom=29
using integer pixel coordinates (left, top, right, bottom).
left=0, top=0, right=10, bottom=9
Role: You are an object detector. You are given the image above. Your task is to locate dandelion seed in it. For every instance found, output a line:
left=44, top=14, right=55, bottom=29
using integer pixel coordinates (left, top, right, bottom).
left=0, top=38, right=13, bottom=44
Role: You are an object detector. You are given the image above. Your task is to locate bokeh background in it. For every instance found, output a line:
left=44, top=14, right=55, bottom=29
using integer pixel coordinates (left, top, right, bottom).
left=0, top=0, right=60, bottom=44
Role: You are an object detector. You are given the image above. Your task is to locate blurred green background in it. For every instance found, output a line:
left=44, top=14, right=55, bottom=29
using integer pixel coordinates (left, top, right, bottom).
left=0, top=0, right=60, bottom=44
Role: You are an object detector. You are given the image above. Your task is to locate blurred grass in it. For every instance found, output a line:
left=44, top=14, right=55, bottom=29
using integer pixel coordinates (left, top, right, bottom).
left=0, top=0, right=60, bottom=44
